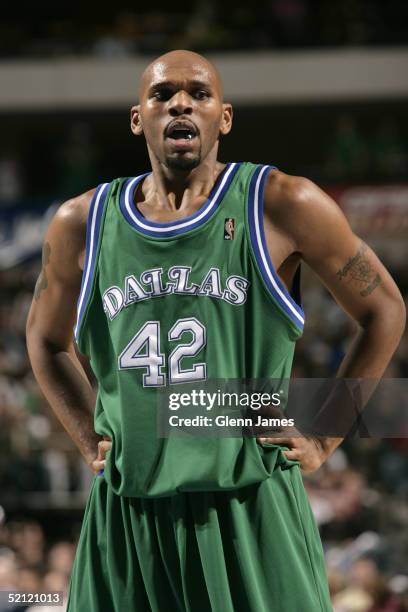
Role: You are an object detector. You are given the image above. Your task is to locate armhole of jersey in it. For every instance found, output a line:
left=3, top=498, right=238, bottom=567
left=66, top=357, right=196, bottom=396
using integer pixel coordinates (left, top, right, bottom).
left=74, top=183, right=110, bottom=344
left=247, top=164, right=305, bottom=333
left=291, top=264, right=302, bottom=306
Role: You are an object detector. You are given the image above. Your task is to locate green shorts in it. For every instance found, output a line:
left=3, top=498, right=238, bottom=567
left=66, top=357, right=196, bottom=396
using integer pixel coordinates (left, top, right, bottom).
left=67, top=448, right=331, bottom=612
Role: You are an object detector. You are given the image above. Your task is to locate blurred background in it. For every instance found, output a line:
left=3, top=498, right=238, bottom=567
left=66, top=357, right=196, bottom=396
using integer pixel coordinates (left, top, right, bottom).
left=0, top=1, right=408, bottom=611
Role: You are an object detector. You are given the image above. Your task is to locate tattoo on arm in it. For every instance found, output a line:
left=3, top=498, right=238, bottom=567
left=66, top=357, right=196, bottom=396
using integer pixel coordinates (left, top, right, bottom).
left=34, top=242, right=51, bottom=301
left=336, top=243, right=381, bottom=297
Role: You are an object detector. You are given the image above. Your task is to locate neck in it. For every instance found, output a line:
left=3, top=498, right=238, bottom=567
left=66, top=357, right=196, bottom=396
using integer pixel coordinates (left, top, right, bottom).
left=144, top=147, right=224, bottom=211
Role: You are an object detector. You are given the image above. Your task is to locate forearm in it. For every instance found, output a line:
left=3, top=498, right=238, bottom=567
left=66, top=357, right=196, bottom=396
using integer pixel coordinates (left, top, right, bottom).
left=338, top=312, right=404, bottom=379
left=321, top=307, right=405, bottom=455
left=27, top=336, right=101, bottom=467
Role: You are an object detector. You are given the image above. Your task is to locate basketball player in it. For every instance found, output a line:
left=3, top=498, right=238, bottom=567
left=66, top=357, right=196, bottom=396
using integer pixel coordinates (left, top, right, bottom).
left=26, top=50, right=405, bottom=611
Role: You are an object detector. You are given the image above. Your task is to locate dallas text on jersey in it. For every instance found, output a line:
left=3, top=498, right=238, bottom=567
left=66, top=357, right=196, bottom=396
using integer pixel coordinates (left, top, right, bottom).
left=102, top=266, right=250, bottom=319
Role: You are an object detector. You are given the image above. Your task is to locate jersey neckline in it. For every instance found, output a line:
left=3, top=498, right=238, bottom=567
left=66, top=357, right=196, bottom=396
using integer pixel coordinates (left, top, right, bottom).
left=119, top=162, right=240, bottom=237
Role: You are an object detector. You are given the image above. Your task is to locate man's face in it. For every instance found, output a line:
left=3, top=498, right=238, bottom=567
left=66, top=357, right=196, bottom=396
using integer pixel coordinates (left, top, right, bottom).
left=132, top=56, right=232, bottom=172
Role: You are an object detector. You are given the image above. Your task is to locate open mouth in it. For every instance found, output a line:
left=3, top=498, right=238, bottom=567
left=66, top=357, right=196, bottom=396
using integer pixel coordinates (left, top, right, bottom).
left=165, top=121, right=198, bottom=142
left=169, top=129, right=195, bottom=140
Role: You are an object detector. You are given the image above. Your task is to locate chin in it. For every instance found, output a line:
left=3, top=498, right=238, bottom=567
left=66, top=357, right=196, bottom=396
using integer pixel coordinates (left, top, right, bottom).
left=165, top=154, right=201, bottom=172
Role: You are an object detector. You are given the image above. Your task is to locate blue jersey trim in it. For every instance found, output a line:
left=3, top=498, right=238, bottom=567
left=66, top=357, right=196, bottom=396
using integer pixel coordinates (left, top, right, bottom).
left=248, top=165, right=305, bottom=331
left=74, top=183, right=109, bottom=341
left=119, top=162, right=240, bottom=237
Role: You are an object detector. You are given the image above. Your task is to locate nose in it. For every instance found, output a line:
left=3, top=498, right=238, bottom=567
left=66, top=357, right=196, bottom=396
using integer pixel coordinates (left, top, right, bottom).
left=168, top=90, right=193, bottom=116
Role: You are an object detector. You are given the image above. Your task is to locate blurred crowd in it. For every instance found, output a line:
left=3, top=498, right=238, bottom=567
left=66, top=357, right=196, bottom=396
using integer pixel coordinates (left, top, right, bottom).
left=0, top=122, right=98, bottom=208
left=1, top=0, right=408, bottom=59
left=0, top=527, right=73, bottom=612
left=325, top=114, right=408, bottom=184
left=0, top=250, right=408, bottom=610
left=0, top=263, right=93, bottom=505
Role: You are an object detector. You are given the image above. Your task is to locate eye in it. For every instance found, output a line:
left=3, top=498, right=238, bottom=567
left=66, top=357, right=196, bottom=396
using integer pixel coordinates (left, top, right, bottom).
left=193, top=89, right=209, bottom=100
left=152, top=88, right=173, bottom=101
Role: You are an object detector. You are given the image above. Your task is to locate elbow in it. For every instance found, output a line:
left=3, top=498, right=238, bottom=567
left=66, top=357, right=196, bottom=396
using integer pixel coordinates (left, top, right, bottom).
left=25, top=305, right=46, bottom=362
left=388, top=289, right=407, bottom=340
left=395, top=294, right=407, bottom=339
left=26, top=308, right=71, bottom=360
left=364, top=292, right=406, bottom=342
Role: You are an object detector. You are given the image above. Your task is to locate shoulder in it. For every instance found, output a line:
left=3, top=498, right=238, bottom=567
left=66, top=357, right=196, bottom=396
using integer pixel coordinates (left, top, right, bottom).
left=263, top=168, right=350, bottom=250
left=53, top=188, right=96, bottom=234
left=264, top=169, right=334, bottom=217
left=46, top=189, right=97, bottom=274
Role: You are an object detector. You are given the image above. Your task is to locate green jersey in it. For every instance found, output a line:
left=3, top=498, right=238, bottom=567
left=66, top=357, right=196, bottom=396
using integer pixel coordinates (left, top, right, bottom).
left=74, top=162, right=305, bottom=497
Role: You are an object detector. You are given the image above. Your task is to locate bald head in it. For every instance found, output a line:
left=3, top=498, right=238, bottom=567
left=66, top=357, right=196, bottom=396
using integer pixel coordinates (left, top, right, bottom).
left=138, top=50, right=223, bottom=101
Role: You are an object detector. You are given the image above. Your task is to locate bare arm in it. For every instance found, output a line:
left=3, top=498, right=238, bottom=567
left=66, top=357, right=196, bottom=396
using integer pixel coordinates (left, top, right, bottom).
left=282, top=176, right=405, bottom=378
left=26, top=190, right=108, bottom=472
left=260, top=172, right=406, bottom=469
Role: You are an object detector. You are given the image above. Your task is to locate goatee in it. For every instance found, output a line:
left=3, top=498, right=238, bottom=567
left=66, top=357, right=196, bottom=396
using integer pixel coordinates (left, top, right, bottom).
left=165, top=154, right=201, bottom=172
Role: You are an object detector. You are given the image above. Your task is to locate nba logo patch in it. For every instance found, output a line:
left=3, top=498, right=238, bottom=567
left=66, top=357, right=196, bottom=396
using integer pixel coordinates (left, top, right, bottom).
left=224, top=218, right=235, bottom=240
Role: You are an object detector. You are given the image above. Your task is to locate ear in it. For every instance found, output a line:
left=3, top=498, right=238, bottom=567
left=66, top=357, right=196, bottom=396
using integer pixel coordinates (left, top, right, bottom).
left=130, top=105, right=143, bottom=136
left=220, top=103, right=233, bottom=136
